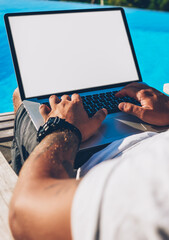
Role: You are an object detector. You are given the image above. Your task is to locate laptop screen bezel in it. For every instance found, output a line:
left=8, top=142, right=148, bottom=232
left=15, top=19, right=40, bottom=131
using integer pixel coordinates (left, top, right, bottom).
left=4, top=8, right=142, bottom=100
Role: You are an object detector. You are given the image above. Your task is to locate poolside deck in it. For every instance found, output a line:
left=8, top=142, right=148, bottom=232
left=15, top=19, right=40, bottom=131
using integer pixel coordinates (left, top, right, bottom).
left=0, top=152, right=17, bottom=240
left=0, top=112, right=16, bottom=240
left=0, top=112, right=14, bottom=164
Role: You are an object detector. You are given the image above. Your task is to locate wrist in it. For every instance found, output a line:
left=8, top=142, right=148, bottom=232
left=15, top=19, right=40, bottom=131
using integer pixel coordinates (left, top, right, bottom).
left=44, top=128, right=80, bottom=149
left=37, top=117, right=82, bottom=145
left=37, top=129, right=79, bottom=178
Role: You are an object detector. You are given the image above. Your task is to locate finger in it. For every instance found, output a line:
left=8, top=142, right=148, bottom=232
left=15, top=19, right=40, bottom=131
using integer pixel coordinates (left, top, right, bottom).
left=71, top=93, right=82, bottom=102
left=49, top=95, right=60, bottom=109
left=118, top=102, right=145, bottom=120
left=91, top=108, right=108, bottom=128
left=137, top=88, right=154, bottom=100
left=115, top=88, right=137, bottom=99
left=39, top=104, right=51, bottom=121
left=61, top=95, right=71, bottom=101
left=115, top=83, right=149, bottom=98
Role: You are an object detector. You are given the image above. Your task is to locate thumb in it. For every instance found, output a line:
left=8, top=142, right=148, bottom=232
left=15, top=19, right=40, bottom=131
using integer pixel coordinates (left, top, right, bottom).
left=39, top=104, right=51, bottom=122
left=118, top=102, right=144, bottom=120
left=91, top=108, right=107, bottom=128
left=81, top=108, right=107, bottom=141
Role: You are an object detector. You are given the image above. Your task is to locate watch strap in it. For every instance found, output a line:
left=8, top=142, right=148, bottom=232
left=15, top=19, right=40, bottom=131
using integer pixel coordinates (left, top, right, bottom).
left=37, top=117, right=82, bottom=144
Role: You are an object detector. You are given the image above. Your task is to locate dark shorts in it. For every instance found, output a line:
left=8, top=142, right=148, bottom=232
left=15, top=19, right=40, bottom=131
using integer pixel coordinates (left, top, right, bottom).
left=11, top=104, right=38, bottom=174
left=11, top=104, right=105, bottom=175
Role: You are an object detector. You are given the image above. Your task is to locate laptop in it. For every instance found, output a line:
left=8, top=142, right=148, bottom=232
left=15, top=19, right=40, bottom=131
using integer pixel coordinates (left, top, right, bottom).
left=4, top=8, right=162, bottom=152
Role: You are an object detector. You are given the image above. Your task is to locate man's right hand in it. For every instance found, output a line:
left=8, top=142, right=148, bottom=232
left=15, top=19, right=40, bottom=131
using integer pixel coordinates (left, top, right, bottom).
left=116, top=83, right=169, bottom=126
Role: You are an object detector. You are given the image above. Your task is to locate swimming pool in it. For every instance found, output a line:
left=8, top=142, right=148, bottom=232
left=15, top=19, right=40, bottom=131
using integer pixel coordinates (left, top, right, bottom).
left=0, top=0, right=169, bottom=113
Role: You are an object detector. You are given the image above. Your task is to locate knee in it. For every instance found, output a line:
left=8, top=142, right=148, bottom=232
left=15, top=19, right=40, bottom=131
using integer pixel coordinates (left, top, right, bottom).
left=13, top=88, right=22, bottom=114
left=13, top=88, right=20, bottom=101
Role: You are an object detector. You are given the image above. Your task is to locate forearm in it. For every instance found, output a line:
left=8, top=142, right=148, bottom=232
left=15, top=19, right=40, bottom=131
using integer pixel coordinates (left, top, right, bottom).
left=9, top=130, right=80, bottom=240
left=19, top=129, right=79, bottom=180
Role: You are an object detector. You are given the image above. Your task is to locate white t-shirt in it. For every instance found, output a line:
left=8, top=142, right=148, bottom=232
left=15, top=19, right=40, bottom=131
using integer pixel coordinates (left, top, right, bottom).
left=71, top=130, right=169, bottom=240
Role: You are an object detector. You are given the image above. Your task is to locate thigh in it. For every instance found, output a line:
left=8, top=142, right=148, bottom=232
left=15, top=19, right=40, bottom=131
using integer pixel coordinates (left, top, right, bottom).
left=11, top=104, right=105, bottom=173
left=11, top=104, right=38, bottom=174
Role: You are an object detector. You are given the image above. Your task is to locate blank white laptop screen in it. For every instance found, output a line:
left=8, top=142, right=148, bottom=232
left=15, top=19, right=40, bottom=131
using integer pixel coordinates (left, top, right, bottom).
left=8, top=10, right=139, bottom=98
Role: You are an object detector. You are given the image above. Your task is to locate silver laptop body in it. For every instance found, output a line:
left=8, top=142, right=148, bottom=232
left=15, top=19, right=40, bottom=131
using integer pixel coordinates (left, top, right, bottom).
left=4, top=8, right=162, bottom=151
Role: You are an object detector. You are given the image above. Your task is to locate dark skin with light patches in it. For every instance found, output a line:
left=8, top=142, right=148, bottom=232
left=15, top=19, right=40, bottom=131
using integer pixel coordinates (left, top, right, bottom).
left=10, top=83, right=169, bottom=240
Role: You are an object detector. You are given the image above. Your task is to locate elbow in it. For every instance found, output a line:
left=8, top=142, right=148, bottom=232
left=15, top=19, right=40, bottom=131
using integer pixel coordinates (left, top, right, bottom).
left=9, top=198, right=26, bottom=240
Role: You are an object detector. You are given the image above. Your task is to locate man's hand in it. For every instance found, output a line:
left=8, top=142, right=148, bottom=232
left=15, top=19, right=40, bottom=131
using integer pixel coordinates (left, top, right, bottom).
left=116, top=83, right=169, bottom=126
left=39, top=93, right=107, bottom=141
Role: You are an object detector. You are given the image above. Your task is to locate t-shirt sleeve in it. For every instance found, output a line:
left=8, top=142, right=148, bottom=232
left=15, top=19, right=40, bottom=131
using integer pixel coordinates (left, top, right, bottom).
left=71, top=130, right=169, bottom=240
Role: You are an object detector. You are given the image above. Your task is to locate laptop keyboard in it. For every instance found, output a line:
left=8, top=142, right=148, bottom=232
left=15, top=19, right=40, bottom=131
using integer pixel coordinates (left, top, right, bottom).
left=81, top=91, right=140, bottom=117
left=42, top=91, right=140, bottom=118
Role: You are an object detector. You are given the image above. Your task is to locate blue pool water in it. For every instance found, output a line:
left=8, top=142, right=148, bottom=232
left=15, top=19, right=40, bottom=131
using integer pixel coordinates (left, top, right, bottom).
left=0, top=0, right=169, bottom=113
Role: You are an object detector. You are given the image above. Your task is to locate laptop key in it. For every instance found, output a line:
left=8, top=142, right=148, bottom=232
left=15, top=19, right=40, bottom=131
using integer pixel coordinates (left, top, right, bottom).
left=82, top=91, right=140, bottom=117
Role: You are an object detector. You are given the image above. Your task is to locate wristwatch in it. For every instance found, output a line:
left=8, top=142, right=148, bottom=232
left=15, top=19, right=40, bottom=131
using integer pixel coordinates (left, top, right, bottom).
left=37, top=117, right=82, bottom=143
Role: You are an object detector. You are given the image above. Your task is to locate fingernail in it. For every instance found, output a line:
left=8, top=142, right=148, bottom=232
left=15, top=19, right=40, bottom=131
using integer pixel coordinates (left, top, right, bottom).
left=120, top=103, right=126, bottom=111
left=39, top=104, right=44, bottom=109
left=102, top=108, right=108, bottom=115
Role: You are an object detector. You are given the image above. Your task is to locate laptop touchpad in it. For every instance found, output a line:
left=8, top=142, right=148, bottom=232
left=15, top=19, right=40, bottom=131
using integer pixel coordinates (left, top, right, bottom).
left=99, top=112, right=146, bottom=139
